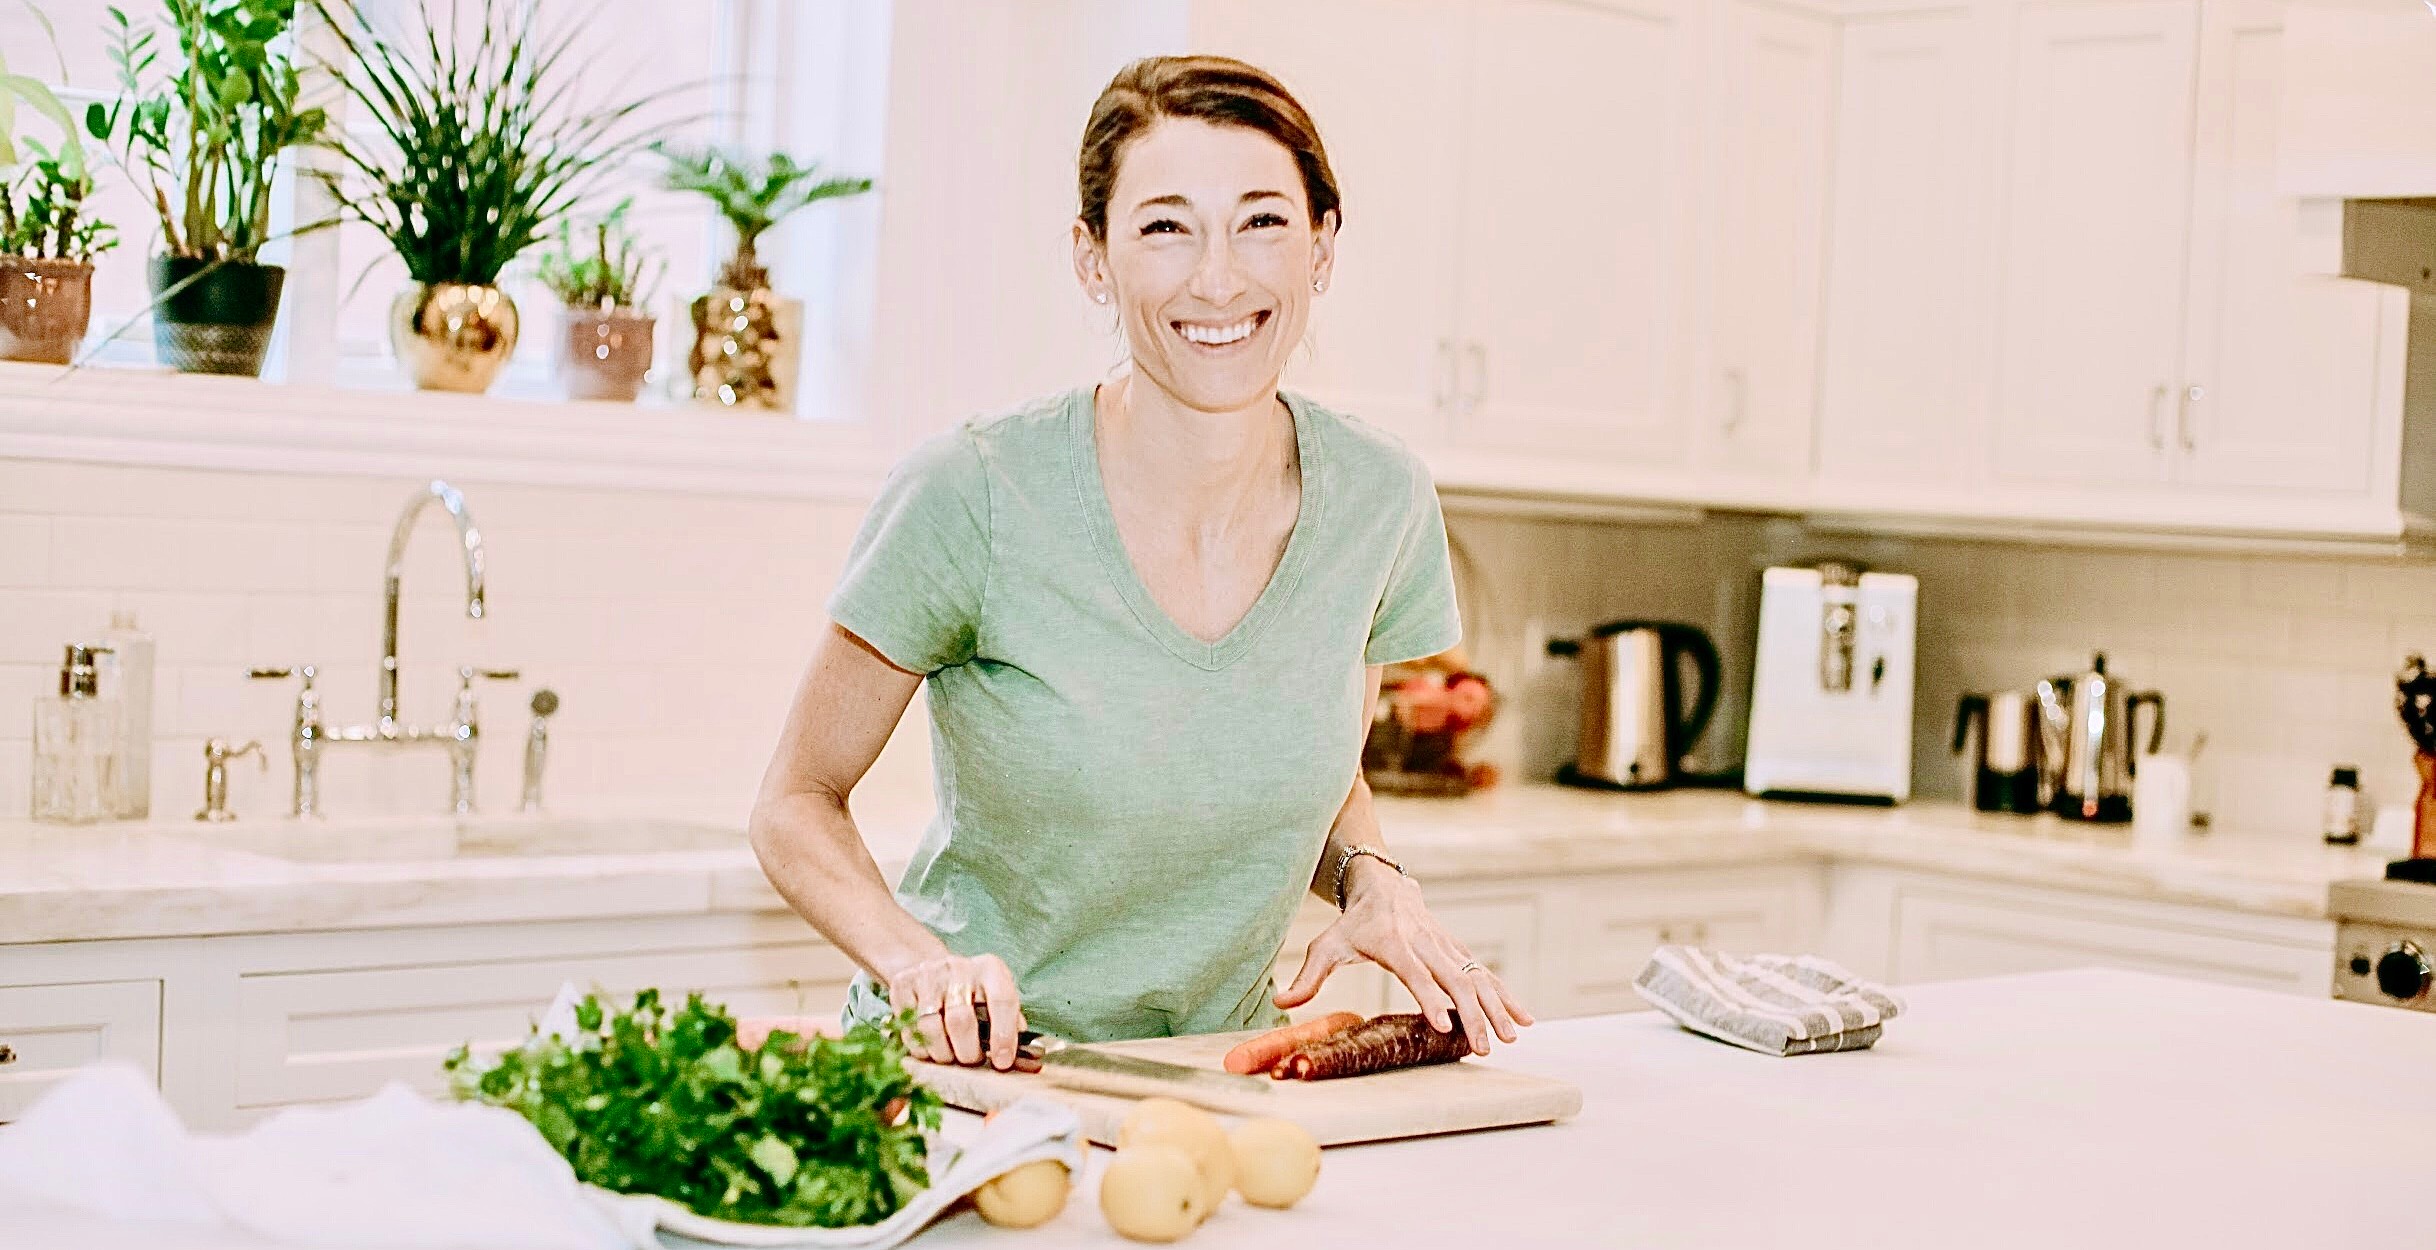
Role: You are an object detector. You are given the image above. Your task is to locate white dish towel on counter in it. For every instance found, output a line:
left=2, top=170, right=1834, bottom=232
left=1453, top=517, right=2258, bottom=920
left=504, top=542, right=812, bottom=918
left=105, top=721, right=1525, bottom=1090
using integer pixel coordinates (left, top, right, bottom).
left=0, top=1061, right=1084, bottom=1250
left=1633, top=946, right=1905, bottom=1056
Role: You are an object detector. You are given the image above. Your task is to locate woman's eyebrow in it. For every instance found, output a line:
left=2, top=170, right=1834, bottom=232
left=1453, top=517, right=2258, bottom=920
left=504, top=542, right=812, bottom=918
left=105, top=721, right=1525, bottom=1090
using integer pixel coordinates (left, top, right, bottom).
left=1132, top=190, right=1294, bottom=211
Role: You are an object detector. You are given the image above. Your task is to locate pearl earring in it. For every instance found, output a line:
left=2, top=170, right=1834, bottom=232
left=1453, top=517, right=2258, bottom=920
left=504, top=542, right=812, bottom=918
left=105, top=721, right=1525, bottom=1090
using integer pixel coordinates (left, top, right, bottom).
left=1095, top=292, right=1109, bottom=304
left=1312, top=279, right=1326, bottom=293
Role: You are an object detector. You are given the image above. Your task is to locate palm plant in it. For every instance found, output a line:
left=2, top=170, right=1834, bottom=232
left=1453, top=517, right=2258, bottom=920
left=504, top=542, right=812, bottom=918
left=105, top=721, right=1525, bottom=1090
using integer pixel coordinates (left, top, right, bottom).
left=535, top=200, right=659, bottom=311
left=83, top=0, right=327, bottom=262
left=314, top=0, right=675, bottom=286
left=656, top=143, right=871, bottom=291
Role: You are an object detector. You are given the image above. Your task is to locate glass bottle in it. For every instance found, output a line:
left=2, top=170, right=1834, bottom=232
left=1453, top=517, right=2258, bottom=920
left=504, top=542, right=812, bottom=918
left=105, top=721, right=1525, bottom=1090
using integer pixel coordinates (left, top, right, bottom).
left=31, top=644, right=124, bottom=824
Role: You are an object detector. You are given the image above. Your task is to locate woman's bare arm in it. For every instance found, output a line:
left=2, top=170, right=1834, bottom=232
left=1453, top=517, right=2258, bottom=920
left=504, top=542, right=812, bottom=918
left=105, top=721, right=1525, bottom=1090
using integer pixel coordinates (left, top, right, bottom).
left=747, top=622, right=1025, bottom=1068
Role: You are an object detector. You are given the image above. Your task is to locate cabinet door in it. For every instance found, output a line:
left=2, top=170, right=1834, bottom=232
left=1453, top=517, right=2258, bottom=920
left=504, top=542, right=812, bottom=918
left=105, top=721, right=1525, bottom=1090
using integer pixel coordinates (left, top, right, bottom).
left=1814, top=11, right=2000, bottom=485
left=0, top=979, right=161, bottom=1121
left=1453, top=0, right=1704, bottom=460
left=1890, top=880, right=2331, bottom=995
left=2174, top=0, right=2400, bottom=495
left=1191, top=0, right=1466, bottom=442
left=1991, top=0, right=2201, bottom=485
left=1551, top=871, right=1811, bottom=1017
left=1701, top=0, right=1836, bottom=479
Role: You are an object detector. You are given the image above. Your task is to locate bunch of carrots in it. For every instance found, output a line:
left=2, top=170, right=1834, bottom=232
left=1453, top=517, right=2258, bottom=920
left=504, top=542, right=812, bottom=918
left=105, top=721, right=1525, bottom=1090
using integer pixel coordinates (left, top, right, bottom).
left=1219, top=1012, right=1472, bottom=1081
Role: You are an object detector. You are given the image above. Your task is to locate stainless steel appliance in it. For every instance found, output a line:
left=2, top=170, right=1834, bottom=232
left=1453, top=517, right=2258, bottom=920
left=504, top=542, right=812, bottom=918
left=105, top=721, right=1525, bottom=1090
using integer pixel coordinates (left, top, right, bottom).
left=1953, top=689, right=2041, bottom=813
left=1743, top=563, right=1917, bottom=803
left=2034, top=653, right=2165, bottom=822
left=2331, top=879, right=2436, bottom=1012
left=1546, top=621, right=1720, bottom=790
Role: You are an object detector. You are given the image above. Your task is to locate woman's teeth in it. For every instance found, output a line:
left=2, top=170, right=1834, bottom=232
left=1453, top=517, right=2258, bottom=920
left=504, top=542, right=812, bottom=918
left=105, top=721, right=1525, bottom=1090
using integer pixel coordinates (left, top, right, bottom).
left=1176, top=313, right=1263, bottom=346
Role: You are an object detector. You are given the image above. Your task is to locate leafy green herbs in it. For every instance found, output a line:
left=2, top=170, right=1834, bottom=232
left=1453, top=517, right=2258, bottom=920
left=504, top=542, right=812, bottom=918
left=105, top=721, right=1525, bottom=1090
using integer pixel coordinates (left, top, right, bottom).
left=313, top=0, right=678, bottom=287
left=656, top=143, right=871, bottom=292
left=446, top=989, right=942, bottom=1229
left=84, top=0, right=328, bottom=262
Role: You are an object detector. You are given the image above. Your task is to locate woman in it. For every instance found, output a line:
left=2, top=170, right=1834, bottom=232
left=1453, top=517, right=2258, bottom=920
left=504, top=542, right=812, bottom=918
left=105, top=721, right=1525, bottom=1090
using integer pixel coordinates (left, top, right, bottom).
left=748, top=55, right=1532, bottom=1071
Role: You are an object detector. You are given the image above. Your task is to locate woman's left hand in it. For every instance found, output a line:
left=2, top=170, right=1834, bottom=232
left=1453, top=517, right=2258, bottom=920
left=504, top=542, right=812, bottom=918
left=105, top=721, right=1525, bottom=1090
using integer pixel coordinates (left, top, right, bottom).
left=1272, top=863, right=1534, bottom=1054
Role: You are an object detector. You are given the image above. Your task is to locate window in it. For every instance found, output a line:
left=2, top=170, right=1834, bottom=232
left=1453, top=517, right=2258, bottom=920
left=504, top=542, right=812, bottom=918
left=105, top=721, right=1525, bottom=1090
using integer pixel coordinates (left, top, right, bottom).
left=7, top=0, right=890, bottom=421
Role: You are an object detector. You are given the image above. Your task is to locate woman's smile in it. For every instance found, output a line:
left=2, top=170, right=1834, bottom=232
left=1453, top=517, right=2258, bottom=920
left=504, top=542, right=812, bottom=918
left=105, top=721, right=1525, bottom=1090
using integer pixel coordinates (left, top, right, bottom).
left=1174, top=309, right=1271, bottom=351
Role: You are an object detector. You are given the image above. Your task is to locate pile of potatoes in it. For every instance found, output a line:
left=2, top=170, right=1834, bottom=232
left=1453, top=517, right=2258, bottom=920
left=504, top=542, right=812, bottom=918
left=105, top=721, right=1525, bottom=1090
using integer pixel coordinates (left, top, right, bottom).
left=972, top=1098, right=1322, bottom=1241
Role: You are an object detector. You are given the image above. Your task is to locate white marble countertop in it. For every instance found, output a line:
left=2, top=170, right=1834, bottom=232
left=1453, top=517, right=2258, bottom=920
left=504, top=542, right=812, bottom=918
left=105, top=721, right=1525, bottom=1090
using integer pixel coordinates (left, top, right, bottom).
left=0, top=786, right=2390, bottom=944
left=0, top=970, right=2426, bottom=1249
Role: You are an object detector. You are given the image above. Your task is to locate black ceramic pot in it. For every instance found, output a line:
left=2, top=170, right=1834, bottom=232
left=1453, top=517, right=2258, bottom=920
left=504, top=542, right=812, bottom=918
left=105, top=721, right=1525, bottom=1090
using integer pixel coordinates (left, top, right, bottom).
left=149, top=256, right=286, bottom=377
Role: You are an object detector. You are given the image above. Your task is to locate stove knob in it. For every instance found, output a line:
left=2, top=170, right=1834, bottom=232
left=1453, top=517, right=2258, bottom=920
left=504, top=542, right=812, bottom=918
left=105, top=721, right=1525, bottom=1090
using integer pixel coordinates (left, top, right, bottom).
left=2375, top=942, right=2432, bottom=1001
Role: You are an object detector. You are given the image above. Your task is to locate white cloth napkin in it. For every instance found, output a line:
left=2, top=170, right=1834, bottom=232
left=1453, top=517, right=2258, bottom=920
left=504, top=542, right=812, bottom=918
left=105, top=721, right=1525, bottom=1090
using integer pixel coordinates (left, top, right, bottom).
left=1633, top=946, right=1906, bottom=1056
left=0, top=1062, right=1083, bottom=1250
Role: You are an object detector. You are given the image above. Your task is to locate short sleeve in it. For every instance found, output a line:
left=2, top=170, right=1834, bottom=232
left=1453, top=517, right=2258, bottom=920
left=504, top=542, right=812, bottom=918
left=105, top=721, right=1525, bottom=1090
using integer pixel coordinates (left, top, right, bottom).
left=825, top=428, right=992, bottom=673
left=1364, top=463, right=1462, bottom=666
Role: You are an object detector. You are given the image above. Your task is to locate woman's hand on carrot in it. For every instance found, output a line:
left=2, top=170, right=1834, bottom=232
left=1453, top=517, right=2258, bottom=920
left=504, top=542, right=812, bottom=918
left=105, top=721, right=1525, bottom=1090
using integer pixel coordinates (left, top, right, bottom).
left=1273, top=864, right=1532, bottom=1055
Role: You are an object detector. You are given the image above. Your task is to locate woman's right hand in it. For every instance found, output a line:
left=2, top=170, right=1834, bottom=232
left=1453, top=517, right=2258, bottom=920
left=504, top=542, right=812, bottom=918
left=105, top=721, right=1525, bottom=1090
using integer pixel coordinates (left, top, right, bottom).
left=885, top=951, right=1027, bottom=1070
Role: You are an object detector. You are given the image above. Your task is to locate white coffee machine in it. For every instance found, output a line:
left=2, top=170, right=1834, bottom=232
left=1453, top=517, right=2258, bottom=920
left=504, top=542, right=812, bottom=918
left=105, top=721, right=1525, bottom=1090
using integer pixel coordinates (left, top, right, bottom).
left=1742, top=562, right=1918, bottom=803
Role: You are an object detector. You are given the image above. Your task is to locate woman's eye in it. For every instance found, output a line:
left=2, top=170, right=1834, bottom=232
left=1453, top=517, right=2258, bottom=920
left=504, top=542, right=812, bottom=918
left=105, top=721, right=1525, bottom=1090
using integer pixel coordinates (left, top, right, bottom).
left=1245, top=213, right=1289, bottom=229
left=1140, top=219, right=1185, bottom=236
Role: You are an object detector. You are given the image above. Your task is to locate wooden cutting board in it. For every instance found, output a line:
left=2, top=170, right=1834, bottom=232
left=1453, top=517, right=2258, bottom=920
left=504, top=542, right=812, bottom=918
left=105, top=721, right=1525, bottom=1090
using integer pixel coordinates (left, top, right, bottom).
left=910, top=1030, right=1582, bottom=1148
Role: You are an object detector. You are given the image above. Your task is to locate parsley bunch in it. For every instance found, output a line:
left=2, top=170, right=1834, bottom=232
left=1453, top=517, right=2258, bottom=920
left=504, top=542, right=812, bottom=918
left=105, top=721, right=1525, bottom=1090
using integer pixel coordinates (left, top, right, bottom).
left=446, top=990, right=942, bottom=1228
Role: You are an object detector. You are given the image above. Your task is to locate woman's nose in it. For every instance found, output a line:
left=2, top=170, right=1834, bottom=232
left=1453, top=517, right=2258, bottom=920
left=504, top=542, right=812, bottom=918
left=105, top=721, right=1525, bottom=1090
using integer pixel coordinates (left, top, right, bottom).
left=1188, top=237, right=1249, bottom=307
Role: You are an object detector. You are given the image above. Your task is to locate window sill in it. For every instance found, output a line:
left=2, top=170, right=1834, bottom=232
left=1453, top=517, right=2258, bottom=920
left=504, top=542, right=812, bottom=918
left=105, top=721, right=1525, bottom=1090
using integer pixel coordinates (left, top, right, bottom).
left=0, top=361, right=897, bottom=500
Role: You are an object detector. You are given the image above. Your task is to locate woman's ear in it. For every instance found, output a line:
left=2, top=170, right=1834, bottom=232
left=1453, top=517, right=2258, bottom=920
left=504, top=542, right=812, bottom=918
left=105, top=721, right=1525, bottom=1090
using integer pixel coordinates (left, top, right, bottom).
left=1072, top=220, right=1110, bottom=304
left=1310, top=208, right=1340, bottom=294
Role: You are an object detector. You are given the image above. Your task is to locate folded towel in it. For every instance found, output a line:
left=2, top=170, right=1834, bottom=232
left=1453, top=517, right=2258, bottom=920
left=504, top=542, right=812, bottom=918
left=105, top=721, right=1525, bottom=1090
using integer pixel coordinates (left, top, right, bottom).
left=1633, top=946, right=1905, bottom=1056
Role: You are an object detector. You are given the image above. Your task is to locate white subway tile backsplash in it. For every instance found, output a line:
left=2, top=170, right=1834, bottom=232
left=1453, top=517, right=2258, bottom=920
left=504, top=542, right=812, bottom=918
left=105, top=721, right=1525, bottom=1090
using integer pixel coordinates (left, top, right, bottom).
left=2241, top=561, right=2347, bottom=611
left=0, top=515, right=49, bottom=585
left=0, top=589, right=115, bottom=665
left=117, top=592, right=251, bottom=665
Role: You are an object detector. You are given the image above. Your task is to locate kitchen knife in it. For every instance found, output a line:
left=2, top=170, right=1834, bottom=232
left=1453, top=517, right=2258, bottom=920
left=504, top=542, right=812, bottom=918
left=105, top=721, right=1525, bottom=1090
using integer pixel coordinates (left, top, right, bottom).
left=1015, top=1031, right=1277, bottom=1111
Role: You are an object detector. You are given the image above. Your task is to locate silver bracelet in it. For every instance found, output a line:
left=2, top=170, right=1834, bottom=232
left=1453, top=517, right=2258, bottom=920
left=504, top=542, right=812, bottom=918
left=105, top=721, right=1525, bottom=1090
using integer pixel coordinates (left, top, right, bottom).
left=1331, top=844, right=1407, bottom=910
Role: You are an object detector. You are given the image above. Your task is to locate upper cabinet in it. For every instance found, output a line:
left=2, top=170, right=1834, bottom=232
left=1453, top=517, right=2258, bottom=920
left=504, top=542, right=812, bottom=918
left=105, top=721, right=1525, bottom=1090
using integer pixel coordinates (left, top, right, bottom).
left=1191, top=0, right=2425, bottom=542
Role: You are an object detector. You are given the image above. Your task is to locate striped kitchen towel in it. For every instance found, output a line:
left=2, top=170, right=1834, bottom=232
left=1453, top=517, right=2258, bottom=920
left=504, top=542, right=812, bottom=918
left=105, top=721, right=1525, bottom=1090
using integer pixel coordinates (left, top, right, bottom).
left=1633, top=946, right=1905, bottom=1056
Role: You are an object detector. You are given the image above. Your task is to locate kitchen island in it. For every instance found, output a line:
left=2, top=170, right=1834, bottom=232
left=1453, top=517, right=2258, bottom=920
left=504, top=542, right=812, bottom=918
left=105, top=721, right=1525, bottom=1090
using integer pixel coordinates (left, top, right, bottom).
left=0, top=969, right=2424, bottom=1249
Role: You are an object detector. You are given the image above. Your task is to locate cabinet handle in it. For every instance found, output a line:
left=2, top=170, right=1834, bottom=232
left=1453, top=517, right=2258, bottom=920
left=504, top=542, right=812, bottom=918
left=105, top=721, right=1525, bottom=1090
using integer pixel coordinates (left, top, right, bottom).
left=2147, top=384, right=2169, bottom=450
left=1722, top=366, right=1749, bottom=436
left=1464, top=342, right=1488, bottom=414
left=2179, top=383, right=2204, bottom=452
left=0, top=1043, right=15, bottom=1065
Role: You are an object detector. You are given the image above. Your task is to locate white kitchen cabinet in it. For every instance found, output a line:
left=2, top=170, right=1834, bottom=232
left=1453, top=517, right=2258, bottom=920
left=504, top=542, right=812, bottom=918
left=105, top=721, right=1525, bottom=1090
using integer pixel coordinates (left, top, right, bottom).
left=1887, top=876, right=2332, bottom=995
left=1813, top=9, right=2001, bottom=487
left=2173, top=0, right=2406, bottom=496
left=1992, top=0, right=2202, bottom=486
left=1542, top=865, right=1819, bottom=1017
left=1451, top=0, right=1706, bottom=463
left=1188, top=0, right=1467, bottom=443
left=0, top=978, right=161, bottom=1121
left=1699, top=0, right=1836, bottom=480
left=1381, top=886, right=1544, bottom=1013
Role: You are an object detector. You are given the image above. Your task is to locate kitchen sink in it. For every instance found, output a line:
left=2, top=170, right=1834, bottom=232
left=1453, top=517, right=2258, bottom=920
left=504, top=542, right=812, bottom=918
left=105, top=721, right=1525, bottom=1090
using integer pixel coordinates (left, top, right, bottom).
left=177, top=816, right=748, bottom=864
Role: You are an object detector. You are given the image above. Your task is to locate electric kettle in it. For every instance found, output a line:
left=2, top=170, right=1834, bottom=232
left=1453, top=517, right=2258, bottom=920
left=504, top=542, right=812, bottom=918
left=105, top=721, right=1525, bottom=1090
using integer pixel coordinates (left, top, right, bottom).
left=1547, top=621, right=1721, bottom=790
left=2035, top=652, right=2165, bottom=822
left=1953, top=688, right=2041, bottom=813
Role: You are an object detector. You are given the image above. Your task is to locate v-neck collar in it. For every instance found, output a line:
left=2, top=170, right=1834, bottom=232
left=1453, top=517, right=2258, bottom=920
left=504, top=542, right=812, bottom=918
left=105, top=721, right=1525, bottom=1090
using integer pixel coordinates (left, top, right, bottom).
left=1070, top=384, right=1327, bottom=672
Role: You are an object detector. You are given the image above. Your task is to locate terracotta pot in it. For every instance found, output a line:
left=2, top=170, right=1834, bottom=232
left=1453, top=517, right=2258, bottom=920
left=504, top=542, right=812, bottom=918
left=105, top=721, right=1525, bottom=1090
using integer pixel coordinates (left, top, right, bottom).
left=559, top=306, right=656, bottom=402
left=0, top=257, right=94, bottom=365
left=150, top=256, right=285, bottom=377
left=687, top=286, right=803, bottom=411
left=390, top=282, right=521, bottom=394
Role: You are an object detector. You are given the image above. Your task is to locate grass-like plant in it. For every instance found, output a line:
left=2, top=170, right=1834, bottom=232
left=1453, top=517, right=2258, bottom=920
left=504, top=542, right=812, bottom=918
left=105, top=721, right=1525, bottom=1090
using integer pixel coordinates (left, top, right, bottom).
left=83, top=0, right=328, bottom=263
left=314, top=0, right=674, bottom=287
left=656, top=143, right=871, bottom=292
left=535, top=200, right=659, bottom=311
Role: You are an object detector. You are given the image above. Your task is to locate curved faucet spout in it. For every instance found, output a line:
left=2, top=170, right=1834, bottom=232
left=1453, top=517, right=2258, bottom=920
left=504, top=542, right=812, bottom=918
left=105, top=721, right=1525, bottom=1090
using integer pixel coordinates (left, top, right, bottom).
left=381, top=480, right=486, bottom=731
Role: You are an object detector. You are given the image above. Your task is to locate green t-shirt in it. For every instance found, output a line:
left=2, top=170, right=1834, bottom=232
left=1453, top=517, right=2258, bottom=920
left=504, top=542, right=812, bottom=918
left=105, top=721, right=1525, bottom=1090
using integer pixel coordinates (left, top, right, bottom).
left=827, top=385, right=1460, bottom=1041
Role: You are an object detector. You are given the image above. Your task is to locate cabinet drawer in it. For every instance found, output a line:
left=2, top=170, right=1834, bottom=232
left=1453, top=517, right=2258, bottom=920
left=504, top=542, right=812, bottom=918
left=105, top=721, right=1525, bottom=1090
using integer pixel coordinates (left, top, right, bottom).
left=0, top=979, right=161, bottom=1121
left=234, top=942, right=856, bottom=1110
left=1555, top=873, right=1810, bottom=1016
left=1891, top=882, right=2330, bottom=995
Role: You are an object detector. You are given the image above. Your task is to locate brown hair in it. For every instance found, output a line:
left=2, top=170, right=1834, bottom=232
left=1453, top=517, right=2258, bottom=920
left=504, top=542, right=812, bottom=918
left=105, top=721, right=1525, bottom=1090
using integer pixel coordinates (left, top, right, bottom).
left=1077, top=55, right=1342, bottom=242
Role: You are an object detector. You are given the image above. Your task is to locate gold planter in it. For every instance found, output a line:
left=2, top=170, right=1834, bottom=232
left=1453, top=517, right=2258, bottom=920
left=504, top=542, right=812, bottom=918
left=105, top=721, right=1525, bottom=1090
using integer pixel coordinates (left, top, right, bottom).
left=390, top=282, right=520, bottom=394
left=687, top=286, right=803, bottom=411
left=0, top=257, right=94, bottom=365
left=559, top=306, right=656, bottom=403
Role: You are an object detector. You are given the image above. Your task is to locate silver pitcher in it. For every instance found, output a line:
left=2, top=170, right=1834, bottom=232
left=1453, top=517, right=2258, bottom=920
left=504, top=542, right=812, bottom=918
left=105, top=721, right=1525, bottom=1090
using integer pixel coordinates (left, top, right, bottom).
left=2034, top=652, right=2164, bottom=822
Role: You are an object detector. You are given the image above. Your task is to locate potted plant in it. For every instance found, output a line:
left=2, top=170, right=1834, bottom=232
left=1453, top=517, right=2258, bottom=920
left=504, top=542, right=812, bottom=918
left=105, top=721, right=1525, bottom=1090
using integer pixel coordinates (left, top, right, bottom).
left=657, top=144, right=870, bottom=412
left=316, top=0, right=668, bottom=395
left=85, top=0, right=328, bottom=377
left=1, top=62, right=115, bottom=364
left=535, top=201, right=661, bottom=403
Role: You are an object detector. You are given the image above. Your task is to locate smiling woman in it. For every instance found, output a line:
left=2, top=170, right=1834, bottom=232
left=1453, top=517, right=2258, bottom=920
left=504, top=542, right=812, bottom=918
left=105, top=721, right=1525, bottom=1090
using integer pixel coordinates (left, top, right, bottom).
left=746, top=54, right=1533, bottom=1072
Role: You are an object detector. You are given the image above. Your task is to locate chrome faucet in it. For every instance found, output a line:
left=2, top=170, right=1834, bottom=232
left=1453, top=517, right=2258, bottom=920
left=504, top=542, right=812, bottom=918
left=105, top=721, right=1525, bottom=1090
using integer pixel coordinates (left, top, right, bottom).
left=251, top=480, right=519, bottom=817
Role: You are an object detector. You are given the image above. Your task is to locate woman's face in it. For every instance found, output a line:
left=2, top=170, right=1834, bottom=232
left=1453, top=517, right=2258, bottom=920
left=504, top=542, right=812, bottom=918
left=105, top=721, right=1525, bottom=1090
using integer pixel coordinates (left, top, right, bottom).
left=1077, top=117, right=1336, bottom=415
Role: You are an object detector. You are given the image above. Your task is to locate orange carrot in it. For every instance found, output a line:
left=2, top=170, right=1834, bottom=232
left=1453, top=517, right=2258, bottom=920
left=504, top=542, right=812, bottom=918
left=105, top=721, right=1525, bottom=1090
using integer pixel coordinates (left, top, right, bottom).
left=1222, top=1011, right=1364, bottom=1075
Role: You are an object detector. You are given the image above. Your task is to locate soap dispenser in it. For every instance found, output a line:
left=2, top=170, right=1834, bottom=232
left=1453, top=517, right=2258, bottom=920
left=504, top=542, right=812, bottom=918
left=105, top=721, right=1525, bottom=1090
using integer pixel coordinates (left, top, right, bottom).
left=31, top=644, right=124, bottom=824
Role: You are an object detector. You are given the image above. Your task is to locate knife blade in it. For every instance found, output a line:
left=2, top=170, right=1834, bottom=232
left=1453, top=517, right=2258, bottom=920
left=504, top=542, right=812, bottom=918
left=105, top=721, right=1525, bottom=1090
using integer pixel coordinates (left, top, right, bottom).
left=1020, top=1032, right=1272, bottom=1098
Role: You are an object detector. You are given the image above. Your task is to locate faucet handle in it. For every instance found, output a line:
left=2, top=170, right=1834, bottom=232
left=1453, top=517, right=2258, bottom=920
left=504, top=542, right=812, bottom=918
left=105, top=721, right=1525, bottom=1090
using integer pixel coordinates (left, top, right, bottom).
left=454, top=666, right=521, bottom=692
left=250, top=664, right=317, bottom=688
